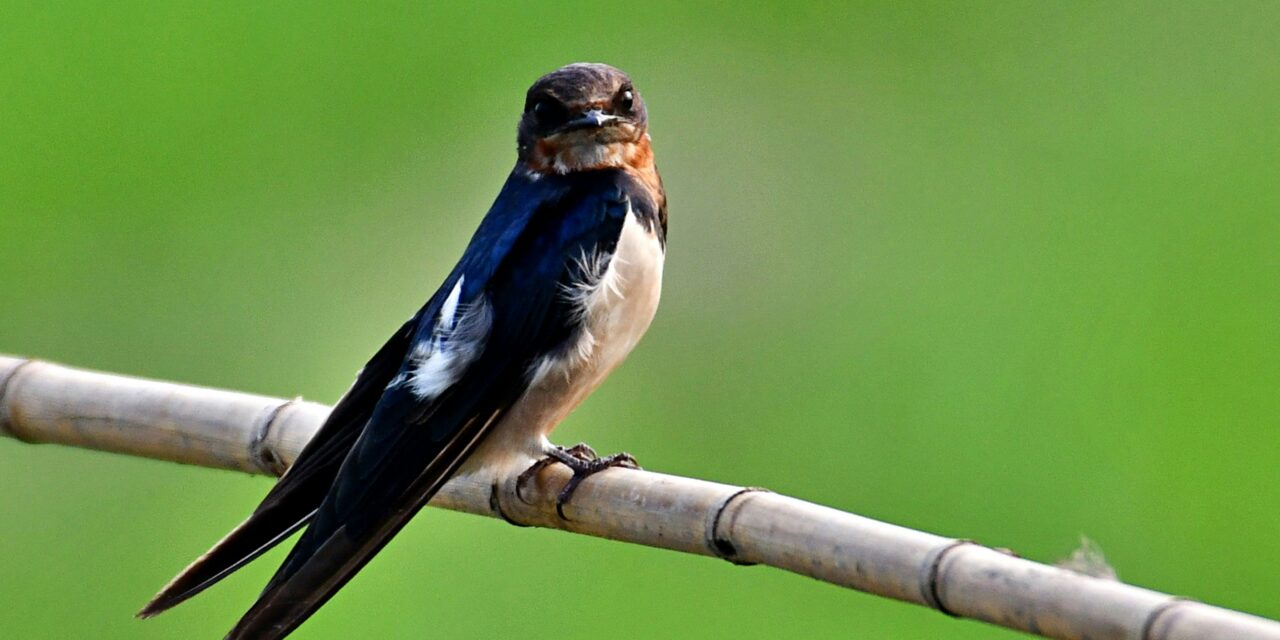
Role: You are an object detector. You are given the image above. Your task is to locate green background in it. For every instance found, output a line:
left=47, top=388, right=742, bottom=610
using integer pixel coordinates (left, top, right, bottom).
left=2, top=2, right=1277, bottom=638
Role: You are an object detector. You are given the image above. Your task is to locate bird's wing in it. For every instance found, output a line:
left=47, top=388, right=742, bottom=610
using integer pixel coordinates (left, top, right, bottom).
left=138, top=312, right=424, bottom=617
left=225, top=173, right=637, bottom=640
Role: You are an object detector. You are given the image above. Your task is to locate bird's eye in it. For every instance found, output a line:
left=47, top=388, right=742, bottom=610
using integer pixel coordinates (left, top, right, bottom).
left=530, top=96, right=567, bottom=126
left=617, top=87, right=635, bottom=112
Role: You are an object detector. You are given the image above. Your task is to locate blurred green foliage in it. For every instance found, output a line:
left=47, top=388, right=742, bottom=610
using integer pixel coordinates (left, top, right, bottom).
left=2, top=2, right=1277, bottom=638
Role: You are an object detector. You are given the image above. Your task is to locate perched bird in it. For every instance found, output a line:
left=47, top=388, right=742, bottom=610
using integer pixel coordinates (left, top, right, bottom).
left=138, top=62, right=667, bottom=639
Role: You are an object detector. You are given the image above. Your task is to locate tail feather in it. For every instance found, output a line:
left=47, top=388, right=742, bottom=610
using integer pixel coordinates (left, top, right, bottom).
left=224, top=406, right=504, bottom=639
left=138, top=413, right=363, bottom=617
left=137, top=508, right=313, bottom=618
left=137, top=315, right=419, bottom=619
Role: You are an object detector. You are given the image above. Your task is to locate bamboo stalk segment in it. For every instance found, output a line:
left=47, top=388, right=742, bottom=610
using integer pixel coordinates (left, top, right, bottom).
left=1, top=354, right=1276, bottom=640
left=0, top=357, right=329, bottom=474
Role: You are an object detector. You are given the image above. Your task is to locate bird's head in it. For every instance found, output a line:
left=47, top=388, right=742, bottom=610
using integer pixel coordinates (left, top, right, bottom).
left=518, top=63, right=651, bottom=175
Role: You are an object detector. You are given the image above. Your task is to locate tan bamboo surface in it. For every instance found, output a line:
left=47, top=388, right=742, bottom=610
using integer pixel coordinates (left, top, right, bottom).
left=1, top=354, right=1276, bottom=640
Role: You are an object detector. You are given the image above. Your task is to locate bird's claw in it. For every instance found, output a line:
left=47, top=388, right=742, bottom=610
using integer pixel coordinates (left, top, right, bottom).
left=515, top=443, right=641, bottom=519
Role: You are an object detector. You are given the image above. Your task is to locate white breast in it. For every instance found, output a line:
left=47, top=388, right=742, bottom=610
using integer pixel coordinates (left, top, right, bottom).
left=461, top=208, right=665, bottom=477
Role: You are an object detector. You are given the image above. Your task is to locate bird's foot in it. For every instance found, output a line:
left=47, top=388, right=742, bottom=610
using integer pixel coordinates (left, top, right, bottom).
left=516, top=443, right=641, bottom=519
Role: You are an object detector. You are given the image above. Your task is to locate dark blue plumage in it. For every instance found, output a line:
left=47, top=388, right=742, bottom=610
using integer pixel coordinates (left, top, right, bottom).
left=140, top=63, right=667, bottom=640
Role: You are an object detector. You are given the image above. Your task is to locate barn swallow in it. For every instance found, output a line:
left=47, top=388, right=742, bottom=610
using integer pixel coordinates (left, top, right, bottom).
left=138, top=62, right=667, bottom=639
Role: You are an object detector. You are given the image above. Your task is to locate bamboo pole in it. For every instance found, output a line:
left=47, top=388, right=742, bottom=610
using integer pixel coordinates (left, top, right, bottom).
left=0, top=354, right=1276, bottom=640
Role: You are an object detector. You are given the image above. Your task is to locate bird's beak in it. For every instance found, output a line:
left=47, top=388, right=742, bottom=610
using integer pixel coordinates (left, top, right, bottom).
left=561, top=109, right=620, bottom=132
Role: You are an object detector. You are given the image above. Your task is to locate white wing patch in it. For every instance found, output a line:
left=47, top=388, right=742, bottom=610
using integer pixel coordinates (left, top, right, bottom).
left=404, top=277, right=493, bottom=400
left=439, top=275, right=464, bottom=331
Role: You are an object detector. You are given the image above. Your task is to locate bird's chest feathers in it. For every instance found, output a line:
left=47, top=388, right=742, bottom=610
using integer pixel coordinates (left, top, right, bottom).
left=463, top=208, right=663, bottom=475
left=548, top=209, right=664, bottom=387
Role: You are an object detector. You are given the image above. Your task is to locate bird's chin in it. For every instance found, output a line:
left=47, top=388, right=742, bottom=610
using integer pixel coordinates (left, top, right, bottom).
left=530, top=125, right=645, bottom=174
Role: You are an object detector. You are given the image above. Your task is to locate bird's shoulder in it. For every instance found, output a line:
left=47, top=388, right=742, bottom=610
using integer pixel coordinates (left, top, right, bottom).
left=382, top=165, right=660, bottom=394
left=394, top=168, right=639, bottom=360
left=455, top=167, right=657, bottom=280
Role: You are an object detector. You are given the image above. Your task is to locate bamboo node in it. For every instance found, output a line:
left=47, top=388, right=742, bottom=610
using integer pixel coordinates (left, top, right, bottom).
left=489, top=481, right=530, bottom=528
left=1142, top=597, right=1196, bottom=640
left=249, top=397, right=298, bottom=477
left=919, top=538, right=979, bottom=617
left=706, top=486, right=770, bottom=565
left=0, top=357, right=39, bottom=441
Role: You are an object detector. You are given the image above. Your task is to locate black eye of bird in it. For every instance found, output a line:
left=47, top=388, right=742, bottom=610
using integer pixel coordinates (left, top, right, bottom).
left=531, top=96, right=567, bottom=127
left=617, top=87, right=635, bottom=112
